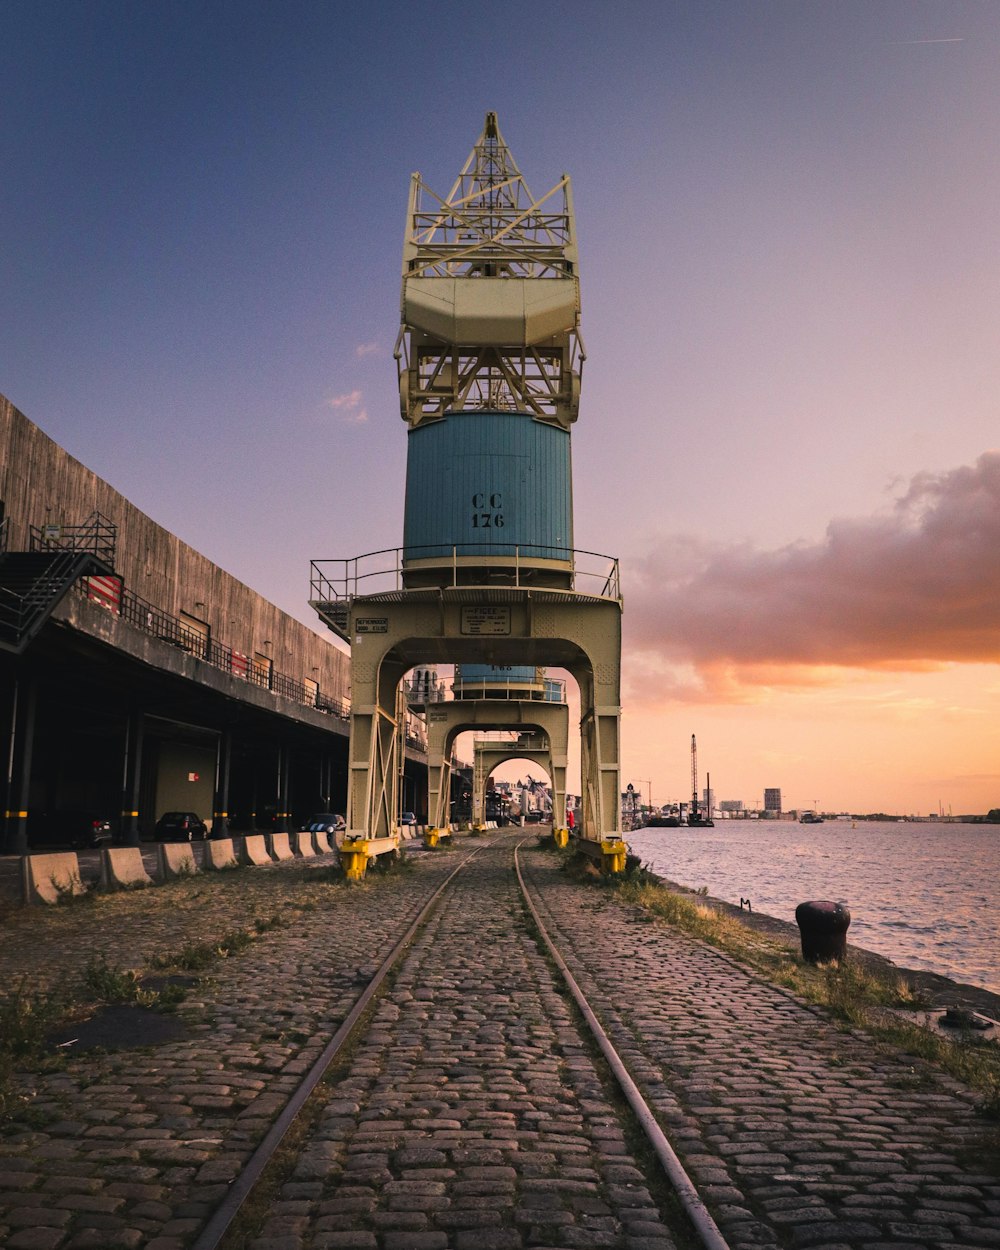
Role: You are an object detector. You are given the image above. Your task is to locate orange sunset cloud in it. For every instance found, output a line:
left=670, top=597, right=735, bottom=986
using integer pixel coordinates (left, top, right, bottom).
left=625, top=452, right=1000, bottom=704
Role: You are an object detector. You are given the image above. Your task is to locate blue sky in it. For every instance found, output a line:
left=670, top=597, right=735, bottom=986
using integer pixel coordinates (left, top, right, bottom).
left=3, top=1, right=999, bottom=811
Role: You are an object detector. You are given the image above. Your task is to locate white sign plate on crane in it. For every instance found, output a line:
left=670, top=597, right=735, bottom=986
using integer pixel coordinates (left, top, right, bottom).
left=461, top=607, right=511, bottom=636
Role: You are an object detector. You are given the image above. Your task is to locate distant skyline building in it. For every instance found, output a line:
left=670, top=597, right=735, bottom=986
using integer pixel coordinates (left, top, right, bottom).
left=764, top=788, right=782, bottom=814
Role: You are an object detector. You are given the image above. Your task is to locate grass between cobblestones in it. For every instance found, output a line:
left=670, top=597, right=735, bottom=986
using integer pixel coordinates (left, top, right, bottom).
left=226, top=855, right=704, bottom=1250
left=559, top=850, right=1000, bottom=1122
left=517, top=892, right=705, bottom=1250
left=209, top=860, right=432, bottom=1246
left=214, top=973, right=389, bottom=1250
left=0, top=859, right=367, bottom=1127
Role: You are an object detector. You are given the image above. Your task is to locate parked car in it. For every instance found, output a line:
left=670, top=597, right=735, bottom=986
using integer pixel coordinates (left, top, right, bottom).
left=300, top=813, right=346, bottom=836
left=29, top=809, right=113, bottom=850
left=154, top=811, right=209, bottom=841
left=524, top=810, right=545, bottom=823
left=399, top=811, right=416, bottom=827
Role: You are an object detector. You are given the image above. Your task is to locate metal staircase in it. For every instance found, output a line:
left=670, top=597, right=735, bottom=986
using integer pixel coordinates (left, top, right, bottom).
left=0, top=513, right=117, bottom=654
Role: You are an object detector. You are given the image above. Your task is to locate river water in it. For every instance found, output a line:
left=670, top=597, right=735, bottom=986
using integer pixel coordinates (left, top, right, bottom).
left=627, top=820, right=1000, bottom=996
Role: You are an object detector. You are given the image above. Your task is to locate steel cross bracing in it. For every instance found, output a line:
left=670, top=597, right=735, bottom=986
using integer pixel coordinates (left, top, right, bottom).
left=472, top=738, right=488, bottom=828
left=406, top=114, right=575, bottom=279
left=396, top=111, right=583, bottom=429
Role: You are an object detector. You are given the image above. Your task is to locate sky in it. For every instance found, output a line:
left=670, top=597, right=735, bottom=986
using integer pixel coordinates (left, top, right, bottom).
left=1, top=1, right=998, bottom=815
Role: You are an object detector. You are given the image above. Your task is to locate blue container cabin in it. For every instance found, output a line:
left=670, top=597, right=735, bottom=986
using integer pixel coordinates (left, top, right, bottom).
left=402, top=411, right=573, bottom=589
left=454, top=664, right=541, bottom=701
left=453, top=664, right=566, bottom=704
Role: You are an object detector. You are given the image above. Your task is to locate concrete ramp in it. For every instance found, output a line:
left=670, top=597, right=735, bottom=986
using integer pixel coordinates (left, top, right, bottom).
left=203, top=838, right=238, bottom=870
left=100, top=847, right=154, bottom=891
left=21, top=852, right=88, bottom=905
left=157, top=842, right=198, bottom=880
left=266, top=832, right=293, bottom=861
left=312, top=830, right=332, bottom=854
left=240, top=834, right=271, bottom=866
left=292, top=831, right=316, bottom=857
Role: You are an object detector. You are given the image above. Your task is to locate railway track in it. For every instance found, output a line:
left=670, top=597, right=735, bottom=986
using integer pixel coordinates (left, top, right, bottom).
left=192, top=832, right=723, bottom=1250
left=3, top=831, right=993, bottom=1250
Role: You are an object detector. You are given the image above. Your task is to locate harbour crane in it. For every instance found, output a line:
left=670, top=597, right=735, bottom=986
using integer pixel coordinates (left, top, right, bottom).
left=688, top=733, right=714, bottom=827
left=690, top=734, right=700, bottom=823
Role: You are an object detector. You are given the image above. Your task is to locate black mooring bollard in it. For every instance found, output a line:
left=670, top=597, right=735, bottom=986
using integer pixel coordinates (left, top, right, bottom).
left=795, top=899, right=851, bottom=963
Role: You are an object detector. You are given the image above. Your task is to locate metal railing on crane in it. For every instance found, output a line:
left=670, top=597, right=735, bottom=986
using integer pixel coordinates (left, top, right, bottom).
left=309, top=543, right=620, bottom=605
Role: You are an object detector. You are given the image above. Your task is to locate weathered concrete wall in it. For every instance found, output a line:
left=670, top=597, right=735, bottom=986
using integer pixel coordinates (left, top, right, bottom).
left=0, top=393, right=349, bottom=706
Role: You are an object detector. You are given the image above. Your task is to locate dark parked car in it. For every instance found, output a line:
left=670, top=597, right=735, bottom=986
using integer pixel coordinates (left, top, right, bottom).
left=29, top=809, right=113, bottom=849
left=154, top=811, right=209, bottom=841
left=300, top=813, right=346, bottom=836
left=399, top=811, right=416, bottom=827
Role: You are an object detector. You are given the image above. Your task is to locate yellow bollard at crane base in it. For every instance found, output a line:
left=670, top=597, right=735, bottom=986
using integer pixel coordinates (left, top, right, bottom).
left=424, top=828, right=441, bottom=849
left=339, top=839, right=370, bottom=881
left=553, top=827, right=570, bottom=848
left=600, top=839, right=628, bottom=875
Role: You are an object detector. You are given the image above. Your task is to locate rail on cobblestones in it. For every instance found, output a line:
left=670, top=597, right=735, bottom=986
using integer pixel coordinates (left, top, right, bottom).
left=192, top=834, right=729, bottom=1250
left=190, top=844, right=485, bottom=1250
left=5, top=830, right=996, bottom=1250
left=514, top=841, right=732, bottom=1250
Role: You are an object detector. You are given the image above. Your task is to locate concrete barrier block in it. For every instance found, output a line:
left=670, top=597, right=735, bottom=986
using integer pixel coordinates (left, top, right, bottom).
left=203, top=838, right=238, bottom=870
left=21, top=852, right=88, bottom=905
left=312, top=829, right=332, bottom=854
left=266, top=832, right=293, bottom=861
left=157, top=842, right=198, bottom=880
left=240, top=834, right=271, bottom=866
left=100, top=847, right=154, bottom=891
left=292, top=831, right=316, bottom=858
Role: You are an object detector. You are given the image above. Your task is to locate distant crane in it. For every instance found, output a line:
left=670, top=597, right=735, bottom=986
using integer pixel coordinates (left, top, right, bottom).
left=690, top=734, right=699, bottom=822
left=688, top=733, right=714, bottom=827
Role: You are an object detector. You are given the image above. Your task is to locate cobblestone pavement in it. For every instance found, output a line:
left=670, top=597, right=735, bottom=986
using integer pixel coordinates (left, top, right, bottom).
left=0, top=845, right=456, bottom=1250
left=0, top=840, right=420, bottom=987
left=3, top=833, right=999, bottom=1250
left=520, top=846, right=1000, bottom=1250
left=250, top=837, right=679, bottom=1250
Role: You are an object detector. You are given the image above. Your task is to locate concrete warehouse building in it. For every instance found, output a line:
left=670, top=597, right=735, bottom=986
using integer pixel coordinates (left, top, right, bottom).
left=0, top=393, right=426, bottom=853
